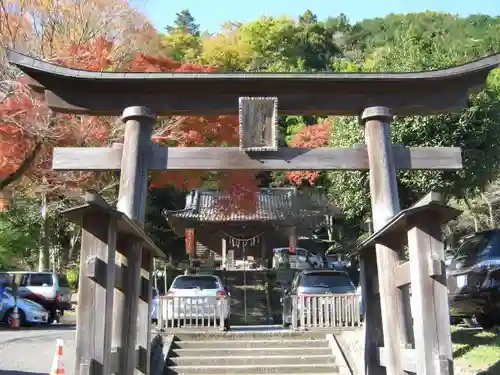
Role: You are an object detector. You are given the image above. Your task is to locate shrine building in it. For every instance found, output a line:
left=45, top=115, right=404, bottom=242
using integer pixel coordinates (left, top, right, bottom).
left=164, top=187, right=343, bottom=266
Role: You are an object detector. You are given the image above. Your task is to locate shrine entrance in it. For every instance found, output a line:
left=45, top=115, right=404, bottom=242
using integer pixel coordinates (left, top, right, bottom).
left=163, top=187, right=341, bottom=327
left=7, top=48, right=500, bottom=375
left=164, top=187, right=341, bottom=269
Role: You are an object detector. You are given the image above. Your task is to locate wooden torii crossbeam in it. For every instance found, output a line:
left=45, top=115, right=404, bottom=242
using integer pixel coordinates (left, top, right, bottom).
left=52, top=144, right=461, bottom=171
left=6, top=49, right=500, bottom=375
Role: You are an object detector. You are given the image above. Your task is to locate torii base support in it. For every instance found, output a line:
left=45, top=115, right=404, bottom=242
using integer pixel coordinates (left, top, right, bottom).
left=355, top=191, right=461, bottom=375
left=61, top=193, right=165, bottom=375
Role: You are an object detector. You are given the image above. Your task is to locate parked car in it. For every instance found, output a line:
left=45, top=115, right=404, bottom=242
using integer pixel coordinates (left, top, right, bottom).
left=447, top=229, right=500, bottom=329
left=272, top=247, right=323, bottom=269
left=324, top=254, right=350, bottom=269
left=165, top=274, right=231, bottom=330
left=281, top=269, right=359, bottom=327
left=0, top=288, right=49, bottom=326
left=0, top=272, right=72, bottom=324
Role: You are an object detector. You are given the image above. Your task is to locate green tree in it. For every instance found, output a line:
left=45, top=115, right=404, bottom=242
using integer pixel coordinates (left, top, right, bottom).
left=0, top=199, right=41, bottom=269
left=162, top=9, right=202, bottom=62
left=166, top=9, right=200, bottom=36
left=325, top=31, right=500, bottom=227
left=145, top=187, right=188, bottom=262
left=345, top=12, right=500, bottom=59
left=298, top=9, right=318, bottom=24
left=199, top=15, right=342, bottom=72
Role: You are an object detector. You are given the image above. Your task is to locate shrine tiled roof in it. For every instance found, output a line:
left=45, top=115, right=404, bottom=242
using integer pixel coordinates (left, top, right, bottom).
left=164, top=188, right=342, bottom=223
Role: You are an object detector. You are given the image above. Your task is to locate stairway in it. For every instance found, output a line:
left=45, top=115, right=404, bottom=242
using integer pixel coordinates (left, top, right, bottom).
left=165, top=333, right=339, bottom=374
left=217, top=271, right=271, bottom=325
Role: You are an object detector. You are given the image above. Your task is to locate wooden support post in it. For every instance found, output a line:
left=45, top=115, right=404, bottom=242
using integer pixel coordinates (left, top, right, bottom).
left=359, top=251, right=384, bottom=375
left=75, top=212, right=116, bottom=375
left=112, top=106, right=155, bottom=375
left=362, top=106, right=407, bottom=375
left=138, top=250, right=154, bottom=375
left=408, top=193, right=453, bottom=375
left=185, top=228, right=195, bottom=261
left=260, top=235, right=266, bottom=268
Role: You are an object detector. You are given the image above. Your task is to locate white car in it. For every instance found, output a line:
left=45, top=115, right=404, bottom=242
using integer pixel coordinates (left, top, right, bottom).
left=163, top=274, right=231, bottom=330
left=0, top=288, right=49, bottom=325
left=273, top=248, right=323, bottom=269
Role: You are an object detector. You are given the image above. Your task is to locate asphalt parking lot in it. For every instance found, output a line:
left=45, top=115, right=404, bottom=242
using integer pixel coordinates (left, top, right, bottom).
left=0, top=319, right=76, bottom=375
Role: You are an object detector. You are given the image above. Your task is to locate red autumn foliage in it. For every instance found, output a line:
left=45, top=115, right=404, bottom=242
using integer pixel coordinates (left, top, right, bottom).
left=54, top=38, right=114, bottom=70
left=0, top=37, right=118, bottom=192
left=0, top=37, right=258, bottom=211
left=286, top=121, right=331, bottom=186
left=124, top=51, right=258, bottom=211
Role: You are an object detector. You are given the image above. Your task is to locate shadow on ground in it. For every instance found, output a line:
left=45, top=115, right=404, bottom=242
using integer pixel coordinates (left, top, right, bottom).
left=452, top=328, right=500, bottom=358
left=452, top=327, right=500, bottom=375
left=477, top=361, right=500, bottom=375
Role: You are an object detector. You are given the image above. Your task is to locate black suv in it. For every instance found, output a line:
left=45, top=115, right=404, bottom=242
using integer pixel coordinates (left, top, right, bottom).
left=447, top=229, right=500, bottom=329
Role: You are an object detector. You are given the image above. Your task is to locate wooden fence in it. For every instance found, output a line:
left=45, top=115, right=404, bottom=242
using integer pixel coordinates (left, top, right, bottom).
left=291, top=294, right=362, bottom=329
left=157, top=295, right=227, bottom=331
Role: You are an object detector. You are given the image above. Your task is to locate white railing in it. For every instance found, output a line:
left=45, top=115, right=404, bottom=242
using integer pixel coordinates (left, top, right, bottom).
left=157, top=295, right=226, bottom=331
left=291, top=294, right=362, bottom=329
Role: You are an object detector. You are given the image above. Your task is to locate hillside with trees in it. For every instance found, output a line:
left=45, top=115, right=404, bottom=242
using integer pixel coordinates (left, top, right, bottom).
left=1, top=5, right=500, bottom=270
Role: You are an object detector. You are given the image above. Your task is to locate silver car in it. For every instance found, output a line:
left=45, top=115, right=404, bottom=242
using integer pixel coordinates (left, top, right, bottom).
left=1, top=288, right=49, bottom=325
left=281, top=269, right=358, bottom=327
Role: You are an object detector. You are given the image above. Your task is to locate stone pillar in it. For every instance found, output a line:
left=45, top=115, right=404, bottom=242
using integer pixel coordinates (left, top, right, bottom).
left=222, top=237, right=227, bottom=269
left=260, top=235, right=266, bottom=268
left=288, top=226, right=297, bottom=254
left=113, top=106, right=156, bottom=375
left=362, top=106, right=407, bottom=375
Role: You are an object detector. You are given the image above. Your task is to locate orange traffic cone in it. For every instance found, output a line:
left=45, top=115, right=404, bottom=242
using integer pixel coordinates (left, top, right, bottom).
left=10, top=306, right=20, bottom=329
left=50, top=339, right=65, bottom=375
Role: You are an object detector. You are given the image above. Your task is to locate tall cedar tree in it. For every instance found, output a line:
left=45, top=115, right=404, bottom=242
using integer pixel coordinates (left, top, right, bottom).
left=165, top=9, right=200, bottom=36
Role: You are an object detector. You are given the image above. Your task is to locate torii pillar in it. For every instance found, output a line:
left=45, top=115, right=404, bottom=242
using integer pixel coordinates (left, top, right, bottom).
left=362, top=106, right=407, bottom=375
left=112, top=106, right=155, bottom=375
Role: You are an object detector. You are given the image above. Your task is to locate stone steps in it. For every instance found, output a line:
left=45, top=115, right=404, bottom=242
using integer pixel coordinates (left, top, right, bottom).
left=170, top=346, right=332, bottom=357
left=172, top=338, right=329, bottom=349
left=166, top=334, right=339, bottom=375
left=168, top=353, right=335, bottom=366
left=166, top=364, right=339, bottom=374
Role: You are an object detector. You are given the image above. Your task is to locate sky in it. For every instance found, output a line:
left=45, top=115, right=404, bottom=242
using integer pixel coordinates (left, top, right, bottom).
left=141, top=0, right=500, bottom=33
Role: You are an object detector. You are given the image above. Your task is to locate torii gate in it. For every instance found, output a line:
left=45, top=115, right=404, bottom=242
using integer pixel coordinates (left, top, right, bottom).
left=7, top=49, right=500, bottom=375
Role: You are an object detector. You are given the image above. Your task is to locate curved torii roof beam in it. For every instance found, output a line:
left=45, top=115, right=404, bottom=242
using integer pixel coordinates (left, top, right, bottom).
left=6, top=49, right=500, bottom=116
